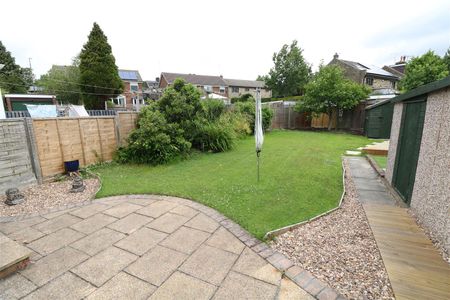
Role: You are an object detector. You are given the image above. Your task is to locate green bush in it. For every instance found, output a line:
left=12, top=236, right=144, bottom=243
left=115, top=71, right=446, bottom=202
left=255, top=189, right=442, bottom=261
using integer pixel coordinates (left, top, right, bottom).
left=201, top=99, right=226, bottom=121
left=234, top=102, right=273, bottom=132
left=193, top=116, right=236, bottom=152
left=231, top=93, right=254, bottom=103
left=116, top=106, right=191, bottom=165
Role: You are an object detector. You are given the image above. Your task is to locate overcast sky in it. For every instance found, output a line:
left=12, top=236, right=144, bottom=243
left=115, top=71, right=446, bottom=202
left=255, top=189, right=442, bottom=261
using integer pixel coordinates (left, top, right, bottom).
left=1, top=0, right=449, bottom=81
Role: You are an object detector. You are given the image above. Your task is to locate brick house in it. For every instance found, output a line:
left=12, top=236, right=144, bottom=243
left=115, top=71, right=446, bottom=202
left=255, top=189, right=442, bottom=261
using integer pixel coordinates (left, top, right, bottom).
left=159, top=72, right=271, bottom=99
left=111, top=70, right=144, bottom=110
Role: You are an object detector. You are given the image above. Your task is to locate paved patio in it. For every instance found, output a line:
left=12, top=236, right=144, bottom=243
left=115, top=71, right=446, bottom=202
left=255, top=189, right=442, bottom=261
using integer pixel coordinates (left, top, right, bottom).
left=0, top=195, right=315, bottom=299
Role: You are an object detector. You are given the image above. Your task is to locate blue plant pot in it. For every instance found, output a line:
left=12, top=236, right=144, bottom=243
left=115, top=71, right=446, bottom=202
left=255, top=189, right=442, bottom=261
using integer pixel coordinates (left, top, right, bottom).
left=64, top=160, right=80, bottom=173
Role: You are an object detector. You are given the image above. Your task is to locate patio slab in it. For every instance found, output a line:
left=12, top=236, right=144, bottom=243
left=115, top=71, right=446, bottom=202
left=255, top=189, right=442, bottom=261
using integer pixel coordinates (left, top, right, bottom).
left=0, top=195, right=317, bottom=299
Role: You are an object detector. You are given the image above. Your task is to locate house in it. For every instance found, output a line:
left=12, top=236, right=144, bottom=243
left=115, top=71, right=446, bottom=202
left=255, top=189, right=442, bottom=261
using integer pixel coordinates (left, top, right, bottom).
left=159, top=72, right=271, bottom=99
left=3, top=94, right=57, bottom=111
left=224, top=78, right=271, bottom=99
left=385, top=76, right=450, bottom=254
left=382, top=56, right=407, bottom=79
left=143, top=78, right=162, bottom=100
left=111, top=69, right=144, bottom=110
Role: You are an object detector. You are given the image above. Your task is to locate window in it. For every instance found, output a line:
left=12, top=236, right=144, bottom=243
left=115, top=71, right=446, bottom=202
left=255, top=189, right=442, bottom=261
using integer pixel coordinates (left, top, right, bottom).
left=219, top=86, right=226, bottom=93
left=245, top=88, right=250, bottom=91
left=365, top=77, right=373, bottom=85
left=112, top=95, right=125, bottom=107
left=204, top=85, right=212, bottom=92
left=130, top=82, right=139, bottom=92
left=232, top=87, right=239, bottom=93
left=391, top=81, right=396, bottom=89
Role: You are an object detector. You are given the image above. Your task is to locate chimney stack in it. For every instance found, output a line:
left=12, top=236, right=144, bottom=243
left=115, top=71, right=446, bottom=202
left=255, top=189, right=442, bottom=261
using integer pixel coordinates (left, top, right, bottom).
left=333, top=53, right=339, bottom=59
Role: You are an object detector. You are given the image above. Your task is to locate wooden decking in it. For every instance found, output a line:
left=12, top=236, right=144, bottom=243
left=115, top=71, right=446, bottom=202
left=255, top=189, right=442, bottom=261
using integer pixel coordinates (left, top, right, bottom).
left=347, top=157, right=450, bottom=300
left=364, top=204, right=450, bottom=300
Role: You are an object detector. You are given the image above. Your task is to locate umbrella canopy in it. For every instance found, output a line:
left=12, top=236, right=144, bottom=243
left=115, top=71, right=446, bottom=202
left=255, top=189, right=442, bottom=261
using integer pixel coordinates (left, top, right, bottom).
left=255, top=90, right=264, bottom=152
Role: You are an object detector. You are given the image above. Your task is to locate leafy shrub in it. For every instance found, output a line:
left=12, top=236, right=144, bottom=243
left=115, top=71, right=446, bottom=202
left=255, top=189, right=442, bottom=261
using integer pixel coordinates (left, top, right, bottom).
left=116, top=106, right=191, bottom=165
left=201, top=100, right=226, bottom=121
left=228, top=112, right=251, bottom=137
left=193, top=116, right=236, bottom=152
left=234, top=102, right=273, bottom=132
left=231, top=93, right=254, bottom=103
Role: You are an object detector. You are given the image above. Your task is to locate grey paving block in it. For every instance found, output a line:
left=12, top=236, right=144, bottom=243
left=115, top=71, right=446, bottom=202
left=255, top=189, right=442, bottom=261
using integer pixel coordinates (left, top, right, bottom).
left=136, top=200, right=178, bottom=218
left=357, top=189, right=395, bottom=205
left=232, top=247, right=281, bottom=285
left=212, top=271, right=277, bottom=300
left=27, top=228, right=84, bottom=256
left=86, top=272, right=156, bottom=300
left=0, top=234, right=32, bottom=272
left=149, top=271, right=216, bottom=300
left=180, top=244, right=238, bottom=285
left=107, top=213, right=153, bottom=234
left=184, top=213, right=219, bottom=233
left=70, top=213, right=117, bottom=235
left=159, top=226, right=210, bottom=254
left=103, top=203, right=142, bottom=218
left=0, top=274, right=36, bottom=299
left=42, top=208, right=76, bottom=220
left=71, top=246, right=137, bottom=287
left=352, top=177, right=386, bottom=192
left=146, top=213, right=189, bottom=234
left=170, top=205, right=199, bottom=218
left=0, top=217, right=46, bottom=235
left=20, top=247, right=89, bottom=287
left=33, top=214, right=81, bottom=234
left=115, top=227, right=167, bottom=256
left=8, top=227, right=45, bottom=244
left=23, top=272, right=95, bottom=300
left=206, top=227, right=245, bottom=255
left=278, top=277, right=315, bottom=300
left=70, top=228, right=126, bottom=256
left=70, top=203, right=111, bottom=219
left=126, top=198, right=157, bottom=206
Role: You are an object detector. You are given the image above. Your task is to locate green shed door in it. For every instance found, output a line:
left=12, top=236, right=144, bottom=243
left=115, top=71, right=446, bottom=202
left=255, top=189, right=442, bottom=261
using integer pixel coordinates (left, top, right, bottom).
left=393, top=100, right=427, bottom=204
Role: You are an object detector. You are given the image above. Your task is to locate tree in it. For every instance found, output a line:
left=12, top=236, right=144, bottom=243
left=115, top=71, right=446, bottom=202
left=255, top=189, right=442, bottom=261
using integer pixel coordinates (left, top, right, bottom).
left=264, top=40, right=311, bottom=97
left=0, top=41, right=31, bottom=93
left=296, top=64, right=370, bottom=130
left=79, top=23, right=122, bottom=109
left=400, top=50, right=449, bottom=91
left=443, top=47, right=450, bottom=72
left=37, top=56, right=81, bottom=104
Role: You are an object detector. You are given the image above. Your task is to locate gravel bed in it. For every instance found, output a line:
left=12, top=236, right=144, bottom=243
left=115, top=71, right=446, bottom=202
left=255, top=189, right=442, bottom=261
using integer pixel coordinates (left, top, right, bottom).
left=271, top=160, right=395, bottom=300
left=0, top=178, right=99, bottom=217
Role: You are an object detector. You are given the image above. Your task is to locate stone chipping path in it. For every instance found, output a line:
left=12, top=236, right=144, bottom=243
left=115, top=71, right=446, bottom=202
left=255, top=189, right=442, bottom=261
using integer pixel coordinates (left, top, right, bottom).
left=0, top=195, right=316, bottom=300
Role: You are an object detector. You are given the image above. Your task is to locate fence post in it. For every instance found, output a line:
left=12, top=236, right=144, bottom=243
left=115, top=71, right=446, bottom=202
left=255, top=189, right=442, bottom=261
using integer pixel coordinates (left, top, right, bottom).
left=114, top=113, right=121, bottom=147
left=23, top=118, right=43, bottom=184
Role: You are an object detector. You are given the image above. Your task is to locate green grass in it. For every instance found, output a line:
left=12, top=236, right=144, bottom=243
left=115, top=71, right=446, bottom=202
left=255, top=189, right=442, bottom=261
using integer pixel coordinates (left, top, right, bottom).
left=92, top=131, right=370, bottom=239
left=370, top=155, right=387, bottom=169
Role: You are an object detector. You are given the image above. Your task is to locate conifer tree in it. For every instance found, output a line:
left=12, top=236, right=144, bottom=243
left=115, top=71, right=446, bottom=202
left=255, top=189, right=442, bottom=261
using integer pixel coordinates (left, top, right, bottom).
left=0, top=41, right=30, bottom=93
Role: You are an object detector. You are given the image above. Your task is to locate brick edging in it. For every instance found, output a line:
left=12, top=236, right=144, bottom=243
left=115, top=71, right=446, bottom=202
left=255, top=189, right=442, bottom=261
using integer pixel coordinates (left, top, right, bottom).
left=365, top=155, right=385, bottom=177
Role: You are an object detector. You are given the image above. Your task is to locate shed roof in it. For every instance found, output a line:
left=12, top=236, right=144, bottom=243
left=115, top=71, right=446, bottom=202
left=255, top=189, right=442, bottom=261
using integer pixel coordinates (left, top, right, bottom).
left=223, top=78, right=265, bottom=88
left=339, top=59, right=399, bottom=79
left=5, top=94, right=55, bottom=99
left=391, top=76, right=450, bottom=103
left=161, top=72, right=226, bottom=86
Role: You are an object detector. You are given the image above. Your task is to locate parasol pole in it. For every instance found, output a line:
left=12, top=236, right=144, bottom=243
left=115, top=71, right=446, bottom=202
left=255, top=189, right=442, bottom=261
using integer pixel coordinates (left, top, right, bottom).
left=255, top=88, right=263, bottom=182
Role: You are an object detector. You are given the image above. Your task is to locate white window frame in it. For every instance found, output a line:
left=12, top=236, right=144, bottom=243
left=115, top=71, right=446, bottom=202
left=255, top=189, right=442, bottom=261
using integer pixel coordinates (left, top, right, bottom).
left=130, top=82, right=139, bottom=92
left=219, top=86, right=226, bottom=93
left=204, top=85, right=212, bottom=92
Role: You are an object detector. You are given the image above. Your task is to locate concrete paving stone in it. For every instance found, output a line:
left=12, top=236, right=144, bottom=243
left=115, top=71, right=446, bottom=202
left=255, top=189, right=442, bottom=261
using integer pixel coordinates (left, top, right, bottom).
left=146, top=213, right=189, bottom=234
left=27, top=228, right=84, bottom=256
left=27, top=248, right=42, bottom=262
left=317, top=287, right=340, bottom=300
left=70, top=203, right=111, bottom=219
left=0, top=274, right=36, bottom=299
left=212, top=271, right=277, bottom=300
left=8, top=227, right=45, bottom=244
left=292, top=271, right=315, bottom=287
left=33, top=214, right=81, bottom=234
left=96, top=197, right=126, bottom=206
left=149, top=271, right=216, bottom=300
left=303, top=278, right=326, bottom=296
left=86, top=272, right=156, bottom=300
left=102, top=203, right=142, bottom=218
left=126, top=245, right=186, bottom=286
left=357, top=189, right=394, bottom=205
left=107, top=213, right=153, bottom=234
left=0, top=217, right=46, bottom=235
left=20, top=247, right=89, bottom=287
left=285, top=265, right=304, bottom=279
left=23, top=272, right=95, bottom=300
left=70, top=213, right=117, bottom=235
left=136, top=200, right=178, bottom=218
left=184, top=213, right=219, bottom=233
left=71, top=246, right=137, bottom=287
left=352, top=177, right=386, bottom=192
left=232, top=247, right=281, bottom=285
left=0, top=235, right=32, bottom=271
left=206, top=227, right=245, bottom=255
left=115, top=227, right=167, bottom=256
left=180, top=244, right=238, bottom=285
left=70, top=228, right=126, bottom=256
left=278, top=277, right=315, bottom=300
left=42, top=208, right=76, bottom=220
left=126, top=198, right=157, bottom=206
left=170, top=205, right=199, bottom=218
left=159, top=226, right=210, bottom=254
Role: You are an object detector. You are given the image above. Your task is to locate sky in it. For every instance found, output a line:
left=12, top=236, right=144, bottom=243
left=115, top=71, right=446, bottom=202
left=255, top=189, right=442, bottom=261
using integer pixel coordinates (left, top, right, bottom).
left=1, top=0, right=449, bottom=81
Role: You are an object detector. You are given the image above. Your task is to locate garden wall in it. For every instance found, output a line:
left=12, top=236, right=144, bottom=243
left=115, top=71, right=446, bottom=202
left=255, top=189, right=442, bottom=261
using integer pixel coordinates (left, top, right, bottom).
left=0, top=119, right=37, bottom=193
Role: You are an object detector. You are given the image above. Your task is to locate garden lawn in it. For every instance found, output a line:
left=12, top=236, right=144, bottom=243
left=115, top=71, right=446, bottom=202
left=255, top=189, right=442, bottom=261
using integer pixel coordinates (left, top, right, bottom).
left=93, top=130, right=370, bottom=239
left=370, top=155, right=387, bottom=169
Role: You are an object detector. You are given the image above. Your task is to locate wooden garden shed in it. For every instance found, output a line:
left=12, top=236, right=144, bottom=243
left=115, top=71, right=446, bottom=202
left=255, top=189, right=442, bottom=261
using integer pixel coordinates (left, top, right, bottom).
left=385, top=76, right=450, bottom=254
left=364, top=99, right=394, bottom=139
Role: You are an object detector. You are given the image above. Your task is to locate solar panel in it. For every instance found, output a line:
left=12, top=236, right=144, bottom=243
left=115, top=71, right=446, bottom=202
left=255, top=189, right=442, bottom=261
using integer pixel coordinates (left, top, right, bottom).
left=119, top=71, right=138, bottom=80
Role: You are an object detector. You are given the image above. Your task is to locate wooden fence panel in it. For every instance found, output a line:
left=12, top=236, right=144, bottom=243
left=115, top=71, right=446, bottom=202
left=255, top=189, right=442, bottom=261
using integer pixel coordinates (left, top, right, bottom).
left=79, top=119, right=103, bottom=165
left=33, top=119, right=65, bottom=177
left=118, top=112, right=138, bottom=145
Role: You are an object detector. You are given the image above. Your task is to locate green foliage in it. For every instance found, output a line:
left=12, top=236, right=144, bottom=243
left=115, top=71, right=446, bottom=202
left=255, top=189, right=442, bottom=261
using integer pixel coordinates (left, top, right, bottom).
left=234, top=102, right=273, bottom=132
left=116, top=106, right=191, bottom=165
left=296, top=64, right=370, bottom=130
left=443, top=47, right=450, bottom=72
left=0, top=41, right=32, bottom=93
left=37, top=58, right=81, bottom=104
left=228, top=112, right=252, bottom=137
left=400, top=50, right=449, bottom=91
left=200, top=99, right=225, bottom=121
left=264, top=40, right=311, bottom=97
left=193, top=115, right=236, bottom=152
left=79, top=23, right=123, bottom=109
left=231, top=93, right=254, bottom=103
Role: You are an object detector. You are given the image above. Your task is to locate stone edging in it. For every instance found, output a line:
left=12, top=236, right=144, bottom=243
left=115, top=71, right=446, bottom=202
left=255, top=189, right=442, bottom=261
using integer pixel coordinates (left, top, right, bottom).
left=365, top=155, right=385, bottom=177
left=264, top=158, right=347, bottom=240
